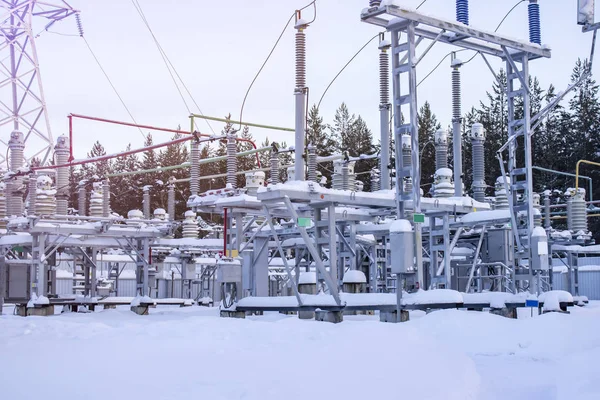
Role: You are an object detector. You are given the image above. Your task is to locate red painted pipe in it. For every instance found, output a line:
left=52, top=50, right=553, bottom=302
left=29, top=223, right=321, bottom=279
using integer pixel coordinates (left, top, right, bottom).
left=32, top=135, right=202, bottom=171
left=223, top=207, right=228, bottom=256
left=69, top=113, right=262, bottom=168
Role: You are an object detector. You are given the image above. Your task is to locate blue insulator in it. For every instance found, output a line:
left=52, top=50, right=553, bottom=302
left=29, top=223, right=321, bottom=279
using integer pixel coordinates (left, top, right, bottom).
left=456, top=0, right=469, bottom=25
left=528, top=1, right=541, bottom=45
left=369, top=0, right=382, bottom=7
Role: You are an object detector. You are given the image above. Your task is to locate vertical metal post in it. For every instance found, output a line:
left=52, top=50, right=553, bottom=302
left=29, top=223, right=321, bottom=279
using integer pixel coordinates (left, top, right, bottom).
left=142, top=239, right=149, bottom=297
left=406, top=23, right=424, bottom=286
left=0, top=254, right=5, bottom=314
left=328, top=203, right=338, bottom=288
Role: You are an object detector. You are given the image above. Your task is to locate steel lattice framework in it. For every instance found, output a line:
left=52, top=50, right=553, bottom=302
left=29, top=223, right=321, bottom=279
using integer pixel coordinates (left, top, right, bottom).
left=0, top=0, right=76, bottom=166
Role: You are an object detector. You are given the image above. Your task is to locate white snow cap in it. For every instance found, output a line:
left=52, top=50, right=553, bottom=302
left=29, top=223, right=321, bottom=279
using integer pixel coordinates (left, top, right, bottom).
left=390, top=219, right=412, bottom=233
left=531, top=226, right=547, bottom=238
left=451, top=57, right=463, bottom=67
left=298, top=271, right=317, bottom=285
left=343, top=270, right=367, bottom=284
left=435, top=168, right=453, bottom=177
left=184, top=210, right=196, bottom=218
left=127, top=209, right=144, bottom=219
left=378, top=39, right=391, bottom=49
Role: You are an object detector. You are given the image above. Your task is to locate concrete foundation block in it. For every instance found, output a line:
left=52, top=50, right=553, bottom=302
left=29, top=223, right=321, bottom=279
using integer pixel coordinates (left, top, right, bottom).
left=220, top=310, right=246, bottom=319
left=16, top=305, right=55, bottom=317
left=315, top=310, right=343, bottom=323
left=103, top=304, right=117, bottom=310
left=15, top=305, right=27, bottom=316
left=380, top=309, right=409, bottom=323
left=130, top=305, right=149, bottom=315
left=490, top=307, right=518, bottom=319
left=28, top=305, right=55, bottom=316
left=298, top=311, right=314, bottom=319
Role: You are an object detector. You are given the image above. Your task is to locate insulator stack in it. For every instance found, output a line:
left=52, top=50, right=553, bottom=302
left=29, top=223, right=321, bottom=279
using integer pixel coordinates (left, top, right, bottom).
left=371, top=169, right=381, bottom=192
left=27, top=176, right=37, bottom=215
left=190, top=140, right=200, bottom=196
left=75, top=13, right=84, bottom=37
left=244, top=171, right=265, bottom=196
left=7, top=131, right=24, bottom=217
left=494, top=176, right=510, bottom=210
left=469, top=123, right=486, bottom=203
left=78, top=184, right=87, bottom=217
left=102, top=180, right=110, bottom=217
left=452, top=68, right=462, bottom=120
left=167, top=182, right=175, bottom=221
left=342, top=163, right=350, bottom=191
left=226, top=133, right=237, bottom=189
left=35, top=174, right=56, bottom=217
left=182, top=210, right=199, bottom=238
left=433, top=168, right=453, bottom=198
left=456, top=0, right=469, bottom=25
left=307, top=144, right=317, bottom=182
left=0, top=181, right=6, bottom=229
left=89, top=182, right=103, bottom=218
left=142, top=186, right=151, bottom=219
left=568, top=188, right=588, bottom=233
left=434, top=129, right=448, bottom=171
left=333, top=160, right=356, bottom=191
left=532, top=192, right=542, bottom=227
left=54, top=135, right=70, bottom=216
left=295, top=27, right=306, bottom=88
left=528, top=0, right=541, bottom=45
left=543, top=191, right=551, bottom=229
left=270, top=149, right=280, bottom=185
left=379, top=50, right=390, bottom=105
left=369, top=0, right=382, bottom=6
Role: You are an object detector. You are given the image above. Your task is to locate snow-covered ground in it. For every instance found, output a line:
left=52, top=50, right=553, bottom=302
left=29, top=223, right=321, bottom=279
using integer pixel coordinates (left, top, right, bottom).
left=1, top=303, right=600, bottom=400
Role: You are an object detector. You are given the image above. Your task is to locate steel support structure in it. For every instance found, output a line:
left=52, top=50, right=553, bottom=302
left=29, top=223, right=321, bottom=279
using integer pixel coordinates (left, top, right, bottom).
left=389, top=21, right=424, bottom=287
left=0, top=1, right=77, bottom=164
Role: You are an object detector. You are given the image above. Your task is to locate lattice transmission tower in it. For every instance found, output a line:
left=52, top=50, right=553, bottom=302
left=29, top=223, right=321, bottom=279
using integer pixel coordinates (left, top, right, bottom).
left=0, top=1, right=77, bottom=166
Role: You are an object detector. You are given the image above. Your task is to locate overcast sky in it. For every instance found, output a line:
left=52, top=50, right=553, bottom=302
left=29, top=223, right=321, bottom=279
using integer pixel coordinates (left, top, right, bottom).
left=24, top=0, right=600, bottom=159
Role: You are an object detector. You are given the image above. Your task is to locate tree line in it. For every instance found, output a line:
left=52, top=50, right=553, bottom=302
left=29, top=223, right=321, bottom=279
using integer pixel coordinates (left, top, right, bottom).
left=67, top=59, right=600, bottom=238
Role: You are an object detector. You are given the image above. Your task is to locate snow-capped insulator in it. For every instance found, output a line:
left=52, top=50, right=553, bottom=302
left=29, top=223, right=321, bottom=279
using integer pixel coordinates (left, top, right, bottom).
left=494, top=176, right=511, bottom=210
left=226, top=133, right=237, bottom=189
left=469, top=123, right=486, bottom=203
left=89, top=181, right=104, bottom=218
left=7, top=130, right=24, bottom=217
left=0, top=180, right=6, bottom=229
left=182, top=210, right=199, bottom=239
left=35, top=174, right=56, bottom=217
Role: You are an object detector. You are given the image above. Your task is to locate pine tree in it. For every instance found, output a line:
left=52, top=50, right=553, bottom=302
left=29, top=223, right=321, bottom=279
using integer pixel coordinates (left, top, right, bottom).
left=417, top=102, right=441, bottom=194
left=348, top=116, right=376, bottom=191
left=330, top=103, right=355, bottom=152
left=307, top=105, right=336, bottom=185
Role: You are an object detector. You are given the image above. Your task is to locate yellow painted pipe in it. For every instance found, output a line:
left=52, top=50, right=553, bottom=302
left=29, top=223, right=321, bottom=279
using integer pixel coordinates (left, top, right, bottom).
left=576, top=159, right=600, bottom=192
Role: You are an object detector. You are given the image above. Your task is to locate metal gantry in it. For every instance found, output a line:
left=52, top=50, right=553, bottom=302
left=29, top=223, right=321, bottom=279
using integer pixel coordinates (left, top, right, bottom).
left=0, top=1, right=77, bottom=164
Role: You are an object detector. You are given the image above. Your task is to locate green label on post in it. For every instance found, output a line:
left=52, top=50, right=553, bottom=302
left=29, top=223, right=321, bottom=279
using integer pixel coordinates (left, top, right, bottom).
left=12, top=246, right=23, bottom=253
left=413, top=213, right=425, bottom=224
left=297, top=217, right=312, bottom=227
